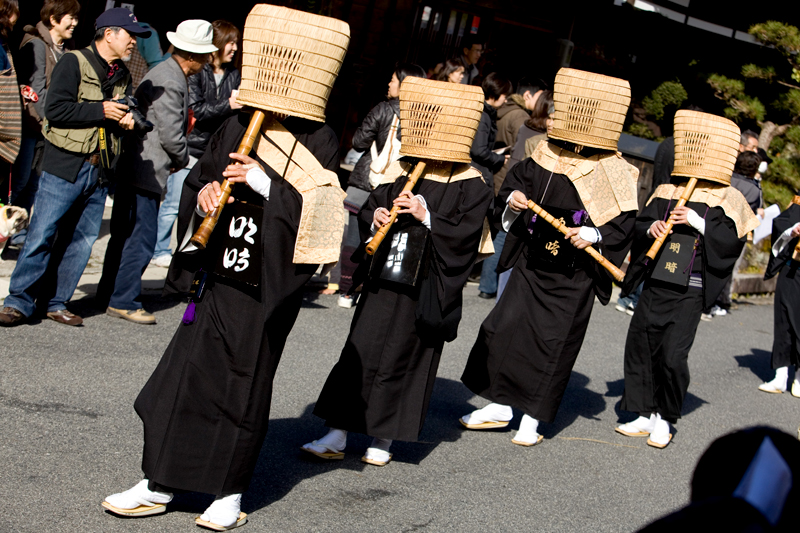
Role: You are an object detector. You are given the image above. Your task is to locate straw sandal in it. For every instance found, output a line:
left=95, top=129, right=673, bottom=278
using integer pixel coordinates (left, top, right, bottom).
left=361, top=454, right=392, bottom=467
left=300, top=441, right=344, bottom=460
left=459, top=418, right=509, bottom=430
left=511, top=434, right=544, bottom=447
left=646, top=434, right=673, bottom=449
left=195, top=512, right=247, bottom=531
left=101, top=500, right=166, bottom=518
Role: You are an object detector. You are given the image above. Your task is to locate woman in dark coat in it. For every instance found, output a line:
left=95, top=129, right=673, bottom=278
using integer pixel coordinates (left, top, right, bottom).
left=334, top=63, right=425, bottom=307
left=303, top=162, right=492, bottom=465
left=469, top=72, right=512, bottom=189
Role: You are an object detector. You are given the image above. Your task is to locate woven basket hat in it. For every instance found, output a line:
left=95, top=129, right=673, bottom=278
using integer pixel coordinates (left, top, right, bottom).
left=549, top=68, right=631, bottom=151
left=398, top=77, right=484, bottom=163
left=236, top=5, right=350, bottom=122
left=672, top=110, right=740, bottom=186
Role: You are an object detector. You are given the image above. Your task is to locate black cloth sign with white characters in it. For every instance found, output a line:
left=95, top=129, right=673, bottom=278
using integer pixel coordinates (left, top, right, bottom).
left=370, top=225, right=430, bottom=287
left=213, top=201, right=263, bottom=286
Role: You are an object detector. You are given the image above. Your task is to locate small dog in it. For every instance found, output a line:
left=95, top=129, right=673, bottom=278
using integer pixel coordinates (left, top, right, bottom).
left=0, top=205, right=29, bottom=243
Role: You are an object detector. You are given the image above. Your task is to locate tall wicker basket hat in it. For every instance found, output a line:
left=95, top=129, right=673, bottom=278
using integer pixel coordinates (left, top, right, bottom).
left=672, top=110, right=740, bottom=186
left=398, top=77, right=484, bottom=163
left=236, top=4, right=350, bottom=122
left=549, top=68, right=631, bottom=151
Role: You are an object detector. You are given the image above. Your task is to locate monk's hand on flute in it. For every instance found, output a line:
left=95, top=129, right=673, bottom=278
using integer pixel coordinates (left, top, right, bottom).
left=373, top=207, right=391, bottom=227
left=668, top=206, right=693, bottom=227
left=648, top=220, right=672, bottom=239
left=563, top=227, right=593, bottom=250
left=791, top=224, right=800, bottom=239
left=198, top=181, right=235, bottom=213
left=508, top=191, right=528, bottom=212
left=393, top=190, right=427, bottom=222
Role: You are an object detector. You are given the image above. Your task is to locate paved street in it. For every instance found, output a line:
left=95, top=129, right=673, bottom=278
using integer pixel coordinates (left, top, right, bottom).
left=1, top=270, right=794, bottom=532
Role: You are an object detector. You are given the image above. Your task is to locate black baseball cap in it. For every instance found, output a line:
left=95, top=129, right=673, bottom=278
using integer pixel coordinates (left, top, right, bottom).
left=95, top=8, right=152, bottom=37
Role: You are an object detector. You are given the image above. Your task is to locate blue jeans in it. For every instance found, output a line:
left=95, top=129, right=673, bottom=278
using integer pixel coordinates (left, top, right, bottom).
left=478, top=230, right=507, bottom=295
left=10, top=136, right=39, bottom=210
left=153, top=167, right=190, bottom=258
left=618, top=282, right=644, bottom=309
left=97, top=187, right=160, bottom=310
left=5, top=164, right=107, bottom=316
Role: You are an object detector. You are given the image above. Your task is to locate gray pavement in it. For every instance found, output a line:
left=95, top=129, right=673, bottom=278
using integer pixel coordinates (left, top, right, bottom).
left=1, top=276, right=795, bottom=532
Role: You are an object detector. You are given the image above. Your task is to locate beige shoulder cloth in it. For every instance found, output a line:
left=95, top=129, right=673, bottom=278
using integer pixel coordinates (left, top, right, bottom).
left=649, top=183, right=760, bottom=238
left=532, top=140, right=639, bottom=227
left=253, top=114, right=346, bottom=265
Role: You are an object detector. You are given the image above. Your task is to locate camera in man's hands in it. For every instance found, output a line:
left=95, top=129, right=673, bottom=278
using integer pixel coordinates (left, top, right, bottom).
left=110, top=96, right=154, bottom=134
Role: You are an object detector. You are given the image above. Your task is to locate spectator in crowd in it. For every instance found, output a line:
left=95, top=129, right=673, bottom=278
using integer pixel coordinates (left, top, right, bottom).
left=0, top=0, right=21, bottom=187
left=505, top=90, right=552, bottom=183
left=150, top=19, right=241, bottom=268
left=739, top=129, right=759, bottom=153
left=703, top=151, right=764, bottom=320
left=0, top=8, right=146, bottom=327
left=11, top=0, right=80, bottom=249
left=493, top=78, right=544, bottom=191
left=435, top=57, right=466, bottom=84
left=471, top=72, right=511, bottom=299
left=126, top=23, right=168, bottom=90
left=97, top=19, right=215, bottom=324
left=459, top=37, right=483, bottom=85
left=334, top=62, right=425, bottom=307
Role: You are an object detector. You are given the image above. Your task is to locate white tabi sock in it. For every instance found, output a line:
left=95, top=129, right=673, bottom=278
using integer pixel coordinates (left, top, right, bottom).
left=649, top=414, right=671, bottom=446
left=303, top=428, right=347, bottom=454
left=513, top=414, right=540, bottom=444
left=104, top=479, right=172, bottom=510
left=200, top=493, right=242, bottom=528
left=365, top=438, right=392, bottom=463
left=618, top=415, right=656, bottom=434
left=461, top=403, right=513, bottom=425
left=761, top=367, right=789, bottom=392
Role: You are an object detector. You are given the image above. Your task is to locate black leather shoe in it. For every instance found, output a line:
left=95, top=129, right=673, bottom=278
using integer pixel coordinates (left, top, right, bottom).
left=0, top=306, right=26, bottom=326
left=46, top=309, right=84, bottom=326
left=478, top=292, right=496, bottom=299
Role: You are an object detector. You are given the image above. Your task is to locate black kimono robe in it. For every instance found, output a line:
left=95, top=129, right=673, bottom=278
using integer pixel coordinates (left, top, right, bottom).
left=620, top=190, right=745, bottom=423
left=313, top=169, right=492, bottom=442
left=461, top=156, right=636, bottom=424
left=134, top=112, right=339, bottom=496
left=764, top=203, right=800, bottom=369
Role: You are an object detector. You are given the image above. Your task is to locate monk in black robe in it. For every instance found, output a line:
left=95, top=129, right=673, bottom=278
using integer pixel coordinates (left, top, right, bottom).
left=757, top=198, right=800, bottom=396
left=102, top=112, right=340, bottom=527
left=302, top=162, right=492, bottom=466
left=460, top=141, right=637, bottom=447
left=616, top=179, right=756, bottom=448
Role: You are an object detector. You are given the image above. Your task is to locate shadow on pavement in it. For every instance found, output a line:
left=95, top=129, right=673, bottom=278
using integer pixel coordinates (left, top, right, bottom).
left=239, top=377, right=476, bottom=513
left=734, top=349, right=773, bottom=383
left=545, top=372, right=606, bottom=437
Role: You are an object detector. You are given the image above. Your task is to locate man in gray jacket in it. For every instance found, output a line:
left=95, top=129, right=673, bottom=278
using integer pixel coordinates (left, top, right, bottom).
left=97, top=20, right=216, bottom=324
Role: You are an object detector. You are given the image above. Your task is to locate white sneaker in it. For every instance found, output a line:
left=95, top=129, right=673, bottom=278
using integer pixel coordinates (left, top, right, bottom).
left=150, top=254, right=173, bottom=268
left=712, top=306, right=728, bottom=316
left=338, top=295, right=356, bottom=308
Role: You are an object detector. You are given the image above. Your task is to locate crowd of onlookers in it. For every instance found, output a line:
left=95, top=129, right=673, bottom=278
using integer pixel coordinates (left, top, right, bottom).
left=0, top=0, right=770, bottom=327
left=0, top=0, right=242, bottom=326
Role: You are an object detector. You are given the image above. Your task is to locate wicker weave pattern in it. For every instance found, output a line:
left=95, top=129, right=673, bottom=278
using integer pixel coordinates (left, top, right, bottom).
left=398, top=77, right=484, bottom=163
left=672, top=110, right=740, bottom=185
left=549, top=68, right=631, bottom=151
left=236, top=5, right=350, bottom=122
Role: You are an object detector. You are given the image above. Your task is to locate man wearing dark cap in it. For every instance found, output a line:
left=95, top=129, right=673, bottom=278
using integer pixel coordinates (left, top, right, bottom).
left=0, top=8, right=150, bottom=327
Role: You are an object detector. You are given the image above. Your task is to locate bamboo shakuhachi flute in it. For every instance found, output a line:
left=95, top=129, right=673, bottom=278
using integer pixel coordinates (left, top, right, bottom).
left=645, top=177, right=698, bottom=261
left=527, top=199, right=625, bottom=282
left=190, top=110, right=267, bottom=249
left=365, top=161, right=427, bottom=255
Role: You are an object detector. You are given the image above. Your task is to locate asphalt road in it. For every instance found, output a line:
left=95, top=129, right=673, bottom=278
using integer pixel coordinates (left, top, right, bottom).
left=0, top=288, right=795, bottom=533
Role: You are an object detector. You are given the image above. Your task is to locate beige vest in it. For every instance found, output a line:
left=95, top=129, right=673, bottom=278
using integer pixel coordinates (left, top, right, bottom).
left=43, top=50, right=128, bottom=155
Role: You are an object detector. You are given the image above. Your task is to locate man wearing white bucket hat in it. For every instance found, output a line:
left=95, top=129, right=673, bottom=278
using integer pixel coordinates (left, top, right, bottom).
left=97, top=20, right=216, bottom=324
